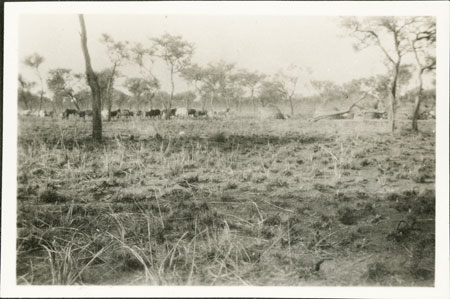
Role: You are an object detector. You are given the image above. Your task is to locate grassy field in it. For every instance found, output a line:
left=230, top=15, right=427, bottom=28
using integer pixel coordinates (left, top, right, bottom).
left=16, top=116, right=435, bottom=286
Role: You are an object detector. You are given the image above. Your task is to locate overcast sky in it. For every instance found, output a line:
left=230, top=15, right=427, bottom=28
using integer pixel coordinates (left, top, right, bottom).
left=19, top=15, right=388, bottom=96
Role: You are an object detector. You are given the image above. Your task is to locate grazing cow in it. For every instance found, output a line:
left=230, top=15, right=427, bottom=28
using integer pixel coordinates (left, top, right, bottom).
left=145, top=109, right=161, bottom=119
left=45, top=111, right=54, bottom=117
left=110, top=109, right=121, bottom=119
left=62, top=109, right=79, bottom=119
left=136, top=110, right=143, bottom=117
left=188, top=109, right=197, bottom=117
left=175, top=107, right=188, bottom=118
left=196, top=110, right=208, bottom=117
left=74, top=110, right=95, bottom=119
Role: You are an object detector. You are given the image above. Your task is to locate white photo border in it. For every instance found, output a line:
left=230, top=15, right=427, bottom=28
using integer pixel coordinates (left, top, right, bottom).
left=2, top=1, right=449, bottom=298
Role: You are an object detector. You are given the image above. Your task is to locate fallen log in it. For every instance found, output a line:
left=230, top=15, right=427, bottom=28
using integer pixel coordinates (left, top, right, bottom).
left=310, top=93, right=370, bottom=122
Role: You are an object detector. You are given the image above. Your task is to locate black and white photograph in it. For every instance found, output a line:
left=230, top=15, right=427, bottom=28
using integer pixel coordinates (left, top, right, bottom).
left=2, top=1, right=449, bottom=298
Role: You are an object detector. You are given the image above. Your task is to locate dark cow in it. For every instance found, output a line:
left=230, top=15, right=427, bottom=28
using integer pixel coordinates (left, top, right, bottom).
left=145, top=109, right=161, bottom=119
left=136, top=111, right=143, bottom=117
left=62, top=109, right=78, bottom=119
left=162, top=108, right=176, bottom=119
left=196, top=110, right=208, bottom=117
left=188, top=109, right=197, bottom=117
left=162, top=108, right=177, bottom=119
left=78, top=110, right=93, bottom=120
left=110, top=109, right=121, bottom=119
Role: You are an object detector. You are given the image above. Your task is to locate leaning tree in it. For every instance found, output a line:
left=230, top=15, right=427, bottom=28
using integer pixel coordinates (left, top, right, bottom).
left=342, top=17, right=416, bottom=132
left=79, top=14, right=102, bottom=141
left=409, top=17, right=436, bottom=131
left=237, top=69, right=265, bottom=113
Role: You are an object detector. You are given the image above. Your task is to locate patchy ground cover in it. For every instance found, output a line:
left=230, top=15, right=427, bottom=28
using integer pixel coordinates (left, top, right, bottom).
left=16, top=117, right=435, bottom=285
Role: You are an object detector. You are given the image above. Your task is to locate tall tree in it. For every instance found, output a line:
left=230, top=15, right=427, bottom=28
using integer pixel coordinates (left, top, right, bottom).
left=100, top=34, right=130, bottom=121
left=151, top=34, right=194, bottom=118
left=23, top=53, right=45, bottom=111
left=79, top=14, right=102, bottom=141
left=238, top=70, right=265, bottom=113
left=204, top=61, right=234, bottom=110
left=409, top=17, right=436, bottom=131
left=225, top=72, right=246, bottom=112
left=180, top=64, right=209, bottom=111
left=342, top=17, right=415, bottom=132
left=130, top=42, right=159, bottom=110
left=275, top=65, right=310, bottom=116
left=97, top=68, right=116, bottom=109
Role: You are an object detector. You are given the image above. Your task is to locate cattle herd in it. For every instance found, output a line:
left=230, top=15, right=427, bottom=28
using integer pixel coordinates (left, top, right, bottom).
left=19, top=107, right=230, bottom=120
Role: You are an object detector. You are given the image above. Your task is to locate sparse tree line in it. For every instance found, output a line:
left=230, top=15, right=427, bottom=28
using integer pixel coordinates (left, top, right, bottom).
left=18, top=15, right=435, bottom=140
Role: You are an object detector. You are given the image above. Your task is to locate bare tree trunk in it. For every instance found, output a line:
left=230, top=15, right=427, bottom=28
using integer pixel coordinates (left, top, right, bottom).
left=50, top=100, right=56, bottom=115
left=79, top=14, right=102, bottom=141
left=412, top=71, right=424, bottom=131
left=388, top=93, right=396, bottom=132
left=21, top=91, right=30, bottom=110
left=289, top=97, right=294, bottom=116
left=107, top=100, right=113, bottom=121
left=38, top=91, right=44, bottom=111
left=167, top=65, right=175, bottom=119
left=389, top=63, right=400, bottom=133
left=210, top=92, right=215, bottom=111
left=250, top=87, right=256, bottom=113
left=105, top=64, right=117, bottom=121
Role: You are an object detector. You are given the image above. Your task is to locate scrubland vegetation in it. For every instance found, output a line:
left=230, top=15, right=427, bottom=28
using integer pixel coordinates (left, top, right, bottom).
left=17, top=116, right=435, bottom=285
